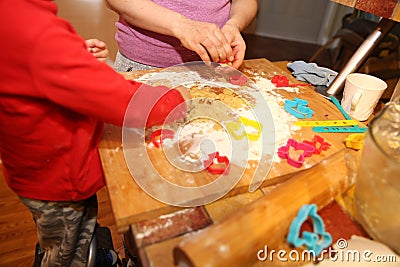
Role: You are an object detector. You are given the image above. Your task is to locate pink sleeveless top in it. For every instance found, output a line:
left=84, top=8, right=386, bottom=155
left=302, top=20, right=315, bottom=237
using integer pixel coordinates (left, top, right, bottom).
left=115, top=0, right=231, bottom=67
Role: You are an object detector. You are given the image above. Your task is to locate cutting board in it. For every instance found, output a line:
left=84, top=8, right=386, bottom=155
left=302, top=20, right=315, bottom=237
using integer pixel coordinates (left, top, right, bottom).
left=99, top=59, right=360, bottom=232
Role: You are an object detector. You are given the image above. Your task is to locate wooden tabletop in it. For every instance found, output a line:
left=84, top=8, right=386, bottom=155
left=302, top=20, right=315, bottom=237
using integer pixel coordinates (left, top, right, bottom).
left=98, top=58, right=361, bottom=233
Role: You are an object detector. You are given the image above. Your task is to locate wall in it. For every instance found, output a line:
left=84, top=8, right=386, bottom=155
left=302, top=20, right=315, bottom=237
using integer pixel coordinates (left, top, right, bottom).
left=250, top=0, right=354, bottom=45
left=55, top=0, right=119, bottom=63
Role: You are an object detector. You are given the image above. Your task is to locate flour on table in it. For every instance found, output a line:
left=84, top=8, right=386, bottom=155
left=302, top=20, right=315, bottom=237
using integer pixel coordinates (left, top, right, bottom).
left=140, top=70, right=301, bottom=166
left=252, top=75, right=301, bottom=148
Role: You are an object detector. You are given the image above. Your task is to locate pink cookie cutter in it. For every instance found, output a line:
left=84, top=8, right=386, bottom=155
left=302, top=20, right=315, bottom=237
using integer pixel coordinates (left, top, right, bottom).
left=230, top=74, right=247, bottom=86
left=278, top=139, right=315, bottom=168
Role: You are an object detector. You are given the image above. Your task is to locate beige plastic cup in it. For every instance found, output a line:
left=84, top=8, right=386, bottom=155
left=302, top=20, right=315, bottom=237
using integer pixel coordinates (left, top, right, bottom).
left=341, top=73, right=387, bottom=121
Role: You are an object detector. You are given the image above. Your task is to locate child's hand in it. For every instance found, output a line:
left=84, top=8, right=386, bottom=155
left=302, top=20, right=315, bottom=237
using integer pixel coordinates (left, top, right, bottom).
left=85, top=39, right=109, bottom=62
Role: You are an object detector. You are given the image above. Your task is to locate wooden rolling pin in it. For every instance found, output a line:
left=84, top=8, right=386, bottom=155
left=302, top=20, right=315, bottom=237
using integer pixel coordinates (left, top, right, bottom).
left=173, top=148, right=361, bottom=267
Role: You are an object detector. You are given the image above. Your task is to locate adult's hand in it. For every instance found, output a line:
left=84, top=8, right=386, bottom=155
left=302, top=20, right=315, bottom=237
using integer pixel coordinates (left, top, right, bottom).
left=221, top=23, right=246, bottom=69
left=176, top=19, right=234, bottom=64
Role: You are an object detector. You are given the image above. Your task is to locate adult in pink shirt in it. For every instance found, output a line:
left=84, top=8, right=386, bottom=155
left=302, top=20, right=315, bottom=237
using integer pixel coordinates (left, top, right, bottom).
left=106, top=0, right=258, bottom=70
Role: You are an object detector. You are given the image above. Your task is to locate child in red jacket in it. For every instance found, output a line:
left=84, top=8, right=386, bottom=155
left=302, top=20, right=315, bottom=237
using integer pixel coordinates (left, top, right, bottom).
left=0, top=0, right=189, bottom=266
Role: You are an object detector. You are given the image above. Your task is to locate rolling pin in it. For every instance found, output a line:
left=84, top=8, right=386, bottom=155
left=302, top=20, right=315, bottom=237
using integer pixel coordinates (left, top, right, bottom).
left=173, top=148, right=361, bottom=267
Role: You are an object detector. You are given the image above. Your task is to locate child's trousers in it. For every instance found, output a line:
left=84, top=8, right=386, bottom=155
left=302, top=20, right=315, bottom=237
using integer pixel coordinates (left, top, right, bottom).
left=20, top=194, right=98, bottom=267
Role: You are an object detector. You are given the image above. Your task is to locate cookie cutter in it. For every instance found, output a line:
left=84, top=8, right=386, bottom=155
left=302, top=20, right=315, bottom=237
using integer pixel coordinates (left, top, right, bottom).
left=312, top=126, right=367, bottom=133
left=277, top=139, right=315, bottom=168
left=230, top=74, right=247, bottom=86
left=272, top=75, right=290, bottom=87
left=150, top=129, right=175, bottom=148
left=287, top=204, right=332, bottom=256
left=271, top=75, right=311, bottom=87
left=284, top=98, right=314, bottom=119
left=329, top=95, right=352, bottom=120
left=225, top=116, right=262, bottom=141
left=203, top=152, right=230, bottom=175
left=326, top=95, right=368, bottom=133
left=294, top=119, right=358, bottom=127
left=345, top=133, right=366, bottom=150
left=303, top=135, right=331, bottom=154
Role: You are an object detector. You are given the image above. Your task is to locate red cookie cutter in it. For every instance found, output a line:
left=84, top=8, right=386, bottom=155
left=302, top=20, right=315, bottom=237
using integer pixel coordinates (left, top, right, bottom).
left=277, top=139, right=315, bottom=168
left=203, top=152, right=230, bottom=175
left=303, top=135, right=331, bottom=154
left=271, top=75, right=311, bottom=87
left=150, top=129, right=175, bottom=148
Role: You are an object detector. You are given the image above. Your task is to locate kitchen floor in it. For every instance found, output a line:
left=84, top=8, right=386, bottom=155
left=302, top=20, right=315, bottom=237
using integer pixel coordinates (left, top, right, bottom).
left=0, top=1, right=326, bottom=267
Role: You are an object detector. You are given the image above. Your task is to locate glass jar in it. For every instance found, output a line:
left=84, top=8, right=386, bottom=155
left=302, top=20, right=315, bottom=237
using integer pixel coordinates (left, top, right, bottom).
left=354, top=97, right=400, bottom=254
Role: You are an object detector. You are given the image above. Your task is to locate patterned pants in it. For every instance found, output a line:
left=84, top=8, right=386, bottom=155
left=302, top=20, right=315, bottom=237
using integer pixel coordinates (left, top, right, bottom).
left=113, top=51, right=156, bottom=72
left=19, top=195, right=98, bottom=267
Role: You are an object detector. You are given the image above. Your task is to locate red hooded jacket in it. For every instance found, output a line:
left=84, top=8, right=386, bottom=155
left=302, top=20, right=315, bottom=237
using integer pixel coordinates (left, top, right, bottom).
left=0, top=0, right=185, bottom=201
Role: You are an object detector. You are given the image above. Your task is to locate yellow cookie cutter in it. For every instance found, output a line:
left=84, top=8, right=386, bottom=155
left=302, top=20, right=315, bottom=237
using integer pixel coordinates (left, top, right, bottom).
left=226, top=116, right=262, bottom=141
left=345, top=133, right=366, bottom=150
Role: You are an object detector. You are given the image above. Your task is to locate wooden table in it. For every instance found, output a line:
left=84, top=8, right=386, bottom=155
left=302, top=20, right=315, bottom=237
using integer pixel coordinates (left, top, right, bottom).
left=98, top=59, right=366, bottom=266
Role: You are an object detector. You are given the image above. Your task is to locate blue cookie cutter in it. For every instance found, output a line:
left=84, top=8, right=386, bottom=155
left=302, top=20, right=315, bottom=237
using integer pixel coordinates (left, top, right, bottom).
left=284, top=97, right=314, bottom=119
left=287, top=204, right=332, bottom=256
left=312, top=126, right=367, bottom=133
